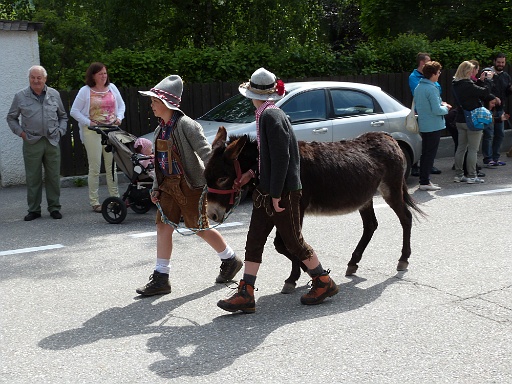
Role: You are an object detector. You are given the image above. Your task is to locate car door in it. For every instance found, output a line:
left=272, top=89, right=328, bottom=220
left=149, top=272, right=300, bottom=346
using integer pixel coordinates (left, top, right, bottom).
left=329, top=88, right=388, bottom=141
left=280, top=89, right=333, bottom=142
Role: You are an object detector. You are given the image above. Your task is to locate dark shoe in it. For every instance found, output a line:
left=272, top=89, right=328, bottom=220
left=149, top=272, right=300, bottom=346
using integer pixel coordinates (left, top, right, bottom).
left=411, top=167, right=419, bottom=177
left=431, top=166, right=442, bottom=174
left=215, top=255, right=243, bottom=283
left=477, top=171, right=486, bottom=177
left=50, top=211, right=62, bottom=219
left=136, top=271, right=171, bottom=296
left=217, top=280, right=255, bottom=313
left=300, top=272, right=339, bottom=305
left=24, top=212, right=41, bottom=221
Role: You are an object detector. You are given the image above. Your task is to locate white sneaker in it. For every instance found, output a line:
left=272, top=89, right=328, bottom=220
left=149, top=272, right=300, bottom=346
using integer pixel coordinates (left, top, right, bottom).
left=466, top=177, right=485, bottom=184
left=454, top=176, right=468, bottom=183
left=419, top=183, right=441, bottom=191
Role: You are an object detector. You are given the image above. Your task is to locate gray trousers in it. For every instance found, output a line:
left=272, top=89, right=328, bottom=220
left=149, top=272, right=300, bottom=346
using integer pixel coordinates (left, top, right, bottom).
left=454, top=123, right=483, bottom=178
left=23, top=137, right=61, bottom=213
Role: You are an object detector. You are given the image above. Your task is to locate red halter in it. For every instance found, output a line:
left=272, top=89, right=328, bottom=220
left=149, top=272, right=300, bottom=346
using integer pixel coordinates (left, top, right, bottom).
left=207, top=159, right=243, bottom=204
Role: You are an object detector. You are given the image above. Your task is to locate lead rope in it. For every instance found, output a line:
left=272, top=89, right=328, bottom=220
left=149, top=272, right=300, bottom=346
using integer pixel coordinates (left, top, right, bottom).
left=152, top=185, right=243, bottom=236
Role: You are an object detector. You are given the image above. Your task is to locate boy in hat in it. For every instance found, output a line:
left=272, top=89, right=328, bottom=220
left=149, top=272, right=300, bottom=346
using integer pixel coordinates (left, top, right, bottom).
left=136, top=75, right=242, bottom=296
left=217, top=68, right=338, bottom=313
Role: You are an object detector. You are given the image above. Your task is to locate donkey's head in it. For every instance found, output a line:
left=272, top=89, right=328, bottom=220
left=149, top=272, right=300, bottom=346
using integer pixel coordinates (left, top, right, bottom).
left=204, top=127, right=254, bottom=222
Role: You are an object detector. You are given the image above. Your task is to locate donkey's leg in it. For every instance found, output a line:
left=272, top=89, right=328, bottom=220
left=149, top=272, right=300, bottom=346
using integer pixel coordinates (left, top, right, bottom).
left=346, top=203, right=378, bottom=276
left=381, top=182, right=413, bottom=271
left=274, top=231, right=307, bottom=293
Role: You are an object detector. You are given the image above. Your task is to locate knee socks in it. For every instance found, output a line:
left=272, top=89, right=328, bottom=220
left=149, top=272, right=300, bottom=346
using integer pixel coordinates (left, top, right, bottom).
left=308, top=263, right=325, bottom=277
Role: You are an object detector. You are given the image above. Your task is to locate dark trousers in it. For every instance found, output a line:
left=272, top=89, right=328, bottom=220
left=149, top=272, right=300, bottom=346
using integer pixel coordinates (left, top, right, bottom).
left=244, top=188, right=313, bottom=264
left=419, top=130, right=442, bottom=185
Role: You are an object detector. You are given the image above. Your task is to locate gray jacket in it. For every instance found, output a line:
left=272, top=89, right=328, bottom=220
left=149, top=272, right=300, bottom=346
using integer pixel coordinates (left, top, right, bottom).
left=6, top=85, right=68, bottom=146
left=153, top=114, right=211, bottom=190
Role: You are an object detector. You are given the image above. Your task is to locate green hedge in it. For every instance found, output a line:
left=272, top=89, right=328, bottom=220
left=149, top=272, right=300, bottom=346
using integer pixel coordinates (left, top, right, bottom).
left=50, top=35, right=512, bottom=90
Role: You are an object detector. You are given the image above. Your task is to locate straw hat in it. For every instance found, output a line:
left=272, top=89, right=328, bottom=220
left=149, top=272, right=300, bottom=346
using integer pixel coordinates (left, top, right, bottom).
left=139, top=75, right=183, bottom=112
left=239, top=68, right=285, bottom=101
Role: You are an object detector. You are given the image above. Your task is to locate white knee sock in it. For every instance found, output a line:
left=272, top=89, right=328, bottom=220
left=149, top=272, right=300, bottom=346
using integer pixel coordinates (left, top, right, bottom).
left=155, top=258, right=170, bottom=274
left=217, top=245, right=235, bottom=260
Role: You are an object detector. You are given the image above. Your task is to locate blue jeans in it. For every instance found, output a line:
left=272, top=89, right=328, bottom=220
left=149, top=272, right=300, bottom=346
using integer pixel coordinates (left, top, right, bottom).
left=482, top=112, right=505, bottom=163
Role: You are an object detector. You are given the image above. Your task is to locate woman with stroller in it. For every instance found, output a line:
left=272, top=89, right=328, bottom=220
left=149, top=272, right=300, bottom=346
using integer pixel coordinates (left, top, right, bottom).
left=70, top=62, right=126, bottom=213
left=135, top=75, right=242, bottom=296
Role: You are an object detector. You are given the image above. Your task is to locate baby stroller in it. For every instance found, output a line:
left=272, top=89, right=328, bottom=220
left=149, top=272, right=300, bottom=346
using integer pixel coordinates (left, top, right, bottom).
left=88, top=125, right=154, bottom=224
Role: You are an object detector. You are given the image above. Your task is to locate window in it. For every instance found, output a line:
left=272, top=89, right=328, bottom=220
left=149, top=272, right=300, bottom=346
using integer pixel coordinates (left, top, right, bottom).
left=281, top=89, right=326, bottom=123
left=331, top=89, right=375, bottom=117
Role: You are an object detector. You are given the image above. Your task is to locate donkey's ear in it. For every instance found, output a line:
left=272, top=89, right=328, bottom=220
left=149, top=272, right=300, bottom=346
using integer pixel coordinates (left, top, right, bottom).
left=212, top=126, right=227, bottom=149
left=224, top=135, right=247, bottom=160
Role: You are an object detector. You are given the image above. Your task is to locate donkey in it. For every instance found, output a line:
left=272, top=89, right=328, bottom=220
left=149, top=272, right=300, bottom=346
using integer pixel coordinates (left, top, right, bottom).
left=204, top=127, right=424, bottom=293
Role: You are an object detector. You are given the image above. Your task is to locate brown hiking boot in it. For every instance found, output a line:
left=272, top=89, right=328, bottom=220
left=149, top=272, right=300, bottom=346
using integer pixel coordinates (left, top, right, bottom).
left=300, top=272, right=338, bottom=305
left=217, top=280, right=255, bottom=313
left=215, top=255, right=243, bottom=283
left=136, top=271, right=171, bottom=296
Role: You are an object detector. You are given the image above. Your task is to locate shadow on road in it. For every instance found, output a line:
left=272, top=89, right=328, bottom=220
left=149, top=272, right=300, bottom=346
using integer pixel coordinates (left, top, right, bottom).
left=39, top=273, right=405, bottom=378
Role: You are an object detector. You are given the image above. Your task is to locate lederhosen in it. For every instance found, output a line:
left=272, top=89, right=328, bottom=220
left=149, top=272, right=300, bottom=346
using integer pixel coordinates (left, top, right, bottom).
left=154, top=119, right=208, bottom=229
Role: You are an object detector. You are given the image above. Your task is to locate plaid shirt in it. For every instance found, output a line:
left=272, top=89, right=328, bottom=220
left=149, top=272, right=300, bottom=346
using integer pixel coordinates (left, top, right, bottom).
left=471, top=106, right=493, bottom=128
left=157, top=112, right=183, bottom=175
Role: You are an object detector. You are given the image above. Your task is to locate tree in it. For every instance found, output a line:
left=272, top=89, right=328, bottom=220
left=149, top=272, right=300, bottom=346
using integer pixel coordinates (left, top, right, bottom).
left=0, top=0, right=35, bottom=20
left=360, top=0, right=512, bottom=47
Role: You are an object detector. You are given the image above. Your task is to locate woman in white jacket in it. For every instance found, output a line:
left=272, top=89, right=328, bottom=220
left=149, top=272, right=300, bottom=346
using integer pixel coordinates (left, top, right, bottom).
left=71, top=62, right=126, bottom=212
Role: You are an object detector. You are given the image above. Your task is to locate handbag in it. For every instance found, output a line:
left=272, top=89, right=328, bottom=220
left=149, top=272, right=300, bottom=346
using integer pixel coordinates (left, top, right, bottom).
left=453, top=85, right=487, bottom=131
left=405, top=99, right=419, bottom=133
left=462, top=109, right=479, bottom=131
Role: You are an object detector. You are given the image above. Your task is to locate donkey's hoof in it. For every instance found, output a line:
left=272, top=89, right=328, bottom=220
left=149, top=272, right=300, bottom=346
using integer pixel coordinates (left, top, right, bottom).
left=397, top=260, right=409, bottom=271
left=281, top=282, right=296, bottom=294
left=345, top=265, right=358, bottom=276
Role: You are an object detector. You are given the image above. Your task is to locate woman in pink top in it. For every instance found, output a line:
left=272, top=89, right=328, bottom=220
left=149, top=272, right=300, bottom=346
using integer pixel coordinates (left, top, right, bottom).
left=71, top=62, right=126, bottom=212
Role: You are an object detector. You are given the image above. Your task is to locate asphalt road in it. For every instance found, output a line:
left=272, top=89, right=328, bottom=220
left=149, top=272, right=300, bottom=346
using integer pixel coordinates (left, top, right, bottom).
left=1, top=155, right=511, bottom=383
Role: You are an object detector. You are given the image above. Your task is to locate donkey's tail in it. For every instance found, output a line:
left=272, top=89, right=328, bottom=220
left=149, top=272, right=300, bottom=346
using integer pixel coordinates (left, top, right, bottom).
left=403, top=182, right=427, bottom=219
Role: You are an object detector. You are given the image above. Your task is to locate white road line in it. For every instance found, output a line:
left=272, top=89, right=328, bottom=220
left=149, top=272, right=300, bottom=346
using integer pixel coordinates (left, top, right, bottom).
left=446, top=187, right=512, bottom=198
left=0, top=244, right=64, bottom=256
left=129, top=221, right=245, bottom=238
left=373, top=187, right=512, bottom=208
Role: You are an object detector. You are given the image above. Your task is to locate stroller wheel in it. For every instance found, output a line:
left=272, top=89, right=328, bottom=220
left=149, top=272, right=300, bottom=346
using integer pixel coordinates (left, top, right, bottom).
left=102, top=196, right=127, bottom=224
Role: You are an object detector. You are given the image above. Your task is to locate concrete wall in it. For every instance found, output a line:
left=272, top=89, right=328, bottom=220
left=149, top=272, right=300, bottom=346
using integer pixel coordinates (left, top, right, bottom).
left=0, top=28, right=40, bottom=187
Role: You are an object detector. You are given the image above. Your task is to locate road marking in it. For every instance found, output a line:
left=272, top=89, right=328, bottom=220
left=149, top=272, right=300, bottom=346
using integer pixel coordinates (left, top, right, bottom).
left=373, top=187, right=512, bottom=209
left=129, top=221, right=245, bottom=238
left=446, top=187, right=512, bottom=198
left=0, top=244, right=64, bottom=256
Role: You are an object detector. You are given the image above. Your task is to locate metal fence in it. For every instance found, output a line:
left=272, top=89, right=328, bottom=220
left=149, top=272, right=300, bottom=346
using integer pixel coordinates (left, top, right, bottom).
left=58, top=70, right=511, bottom=176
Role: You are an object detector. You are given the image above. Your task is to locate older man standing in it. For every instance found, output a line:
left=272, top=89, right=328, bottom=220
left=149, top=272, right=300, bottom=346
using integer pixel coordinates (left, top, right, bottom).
left=6, top=65, right=68, bottom=221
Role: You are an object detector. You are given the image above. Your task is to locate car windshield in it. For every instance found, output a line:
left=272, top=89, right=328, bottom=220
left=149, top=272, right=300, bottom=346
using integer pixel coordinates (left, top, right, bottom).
left=199, top=94, right=256, bottom=123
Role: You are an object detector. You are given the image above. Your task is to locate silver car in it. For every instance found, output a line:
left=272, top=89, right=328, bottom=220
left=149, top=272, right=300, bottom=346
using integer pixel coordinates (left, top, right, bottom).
left=198, top=81, right=420, bottom=178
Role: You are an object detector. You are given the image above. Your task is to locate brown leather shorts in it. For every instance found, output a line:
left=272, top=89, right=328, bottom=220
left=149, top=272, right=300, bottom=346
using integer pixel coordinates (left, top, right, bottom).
left=156, top=175, right=209, bottom=229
